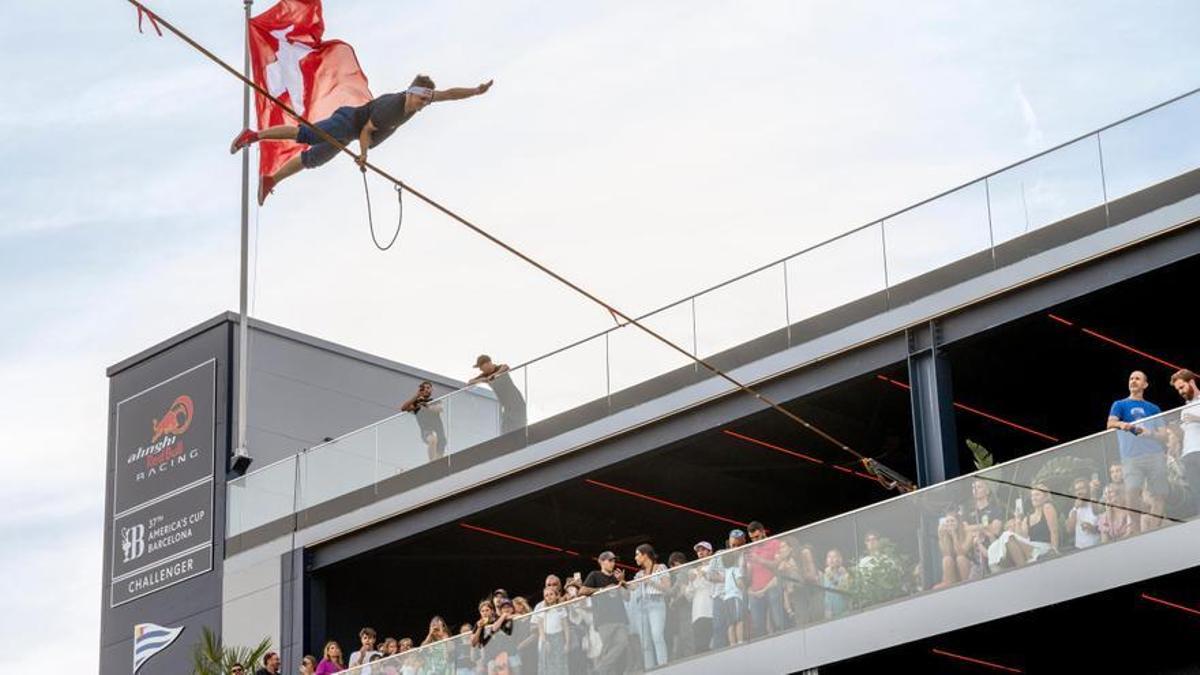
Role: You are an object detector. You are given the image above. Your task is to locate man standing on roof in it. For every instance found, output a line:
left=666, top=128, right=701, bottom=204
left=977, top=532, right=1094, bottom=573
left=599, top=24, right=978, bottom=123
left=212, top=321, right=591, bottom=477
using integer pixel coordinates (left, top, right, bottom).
left=401, top=380, right=447, bottom=461
left=469, top=355, right=527, bottom=434
left=230, top=74, right=493, bottom=204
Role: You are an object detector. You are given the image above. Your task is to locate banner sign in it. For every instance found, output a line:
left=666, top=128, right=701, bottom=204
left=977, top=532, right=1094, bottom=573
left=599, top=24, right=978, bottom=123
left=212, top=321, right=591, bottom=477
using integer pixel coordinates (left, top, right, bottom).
left=111, top=480, right=213, bottom=581
left=113, top=360, right=216, bottom=514
left=109, top=360, right=217, bottom=607
left=112, top=545, right=213, bottom=608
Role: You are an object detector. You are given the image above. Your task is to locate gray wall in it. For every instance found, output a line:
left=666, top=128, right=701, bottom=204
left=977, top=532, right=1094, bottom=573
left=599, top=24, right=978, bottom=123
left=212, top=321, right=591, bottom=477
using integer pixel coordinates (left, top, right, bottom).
left=100, top=321, right=230, bottom=675
left=244, top=320, right=489, bottom=468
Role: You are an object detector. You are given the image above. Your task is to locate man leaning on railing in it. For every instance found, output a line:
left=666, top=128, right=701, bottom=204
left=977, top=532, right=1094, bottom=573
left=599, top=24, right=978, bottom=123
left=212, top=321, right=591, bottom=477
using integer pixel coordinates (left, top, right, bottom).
left=1106, top=370, right=1170, bottom=534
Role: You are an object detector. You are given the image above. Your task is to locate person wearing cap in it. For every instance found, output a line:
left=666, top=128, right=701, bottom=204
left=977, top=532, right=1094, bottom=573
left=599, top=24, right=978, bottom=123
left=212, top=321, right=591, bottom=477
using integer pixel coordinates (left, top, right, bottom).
left=474, top=596, right=517, bottom=672
left=709, top=528, right=747, bottom=648
left=491, top=588, right=510, bottom=614
left=469, top=355, right=527, bottom=434
left=230, top=74, right=494, bottom=205
left=580, top=551, right=631, bottom=674
left=254, top=651, right=280, bottom=675
left=685, top=541, right=716, bottom=654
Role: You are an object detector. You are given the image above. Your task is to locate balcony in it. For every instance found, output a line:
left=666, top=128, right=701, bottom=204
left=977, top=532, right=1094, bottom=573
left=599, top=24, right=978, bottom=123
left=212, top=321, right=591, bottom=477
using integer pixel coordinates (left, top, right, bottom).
left=326, top=404, right=1200, bottom=674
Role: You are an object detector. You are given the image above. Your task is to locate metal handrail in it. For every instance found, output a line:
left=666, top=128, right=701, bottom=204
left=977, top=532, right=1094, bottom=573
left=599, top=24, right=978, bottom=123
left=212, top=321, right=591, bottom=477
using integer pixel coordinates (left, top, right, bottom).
left=230, top=86, right=1200, bottom=486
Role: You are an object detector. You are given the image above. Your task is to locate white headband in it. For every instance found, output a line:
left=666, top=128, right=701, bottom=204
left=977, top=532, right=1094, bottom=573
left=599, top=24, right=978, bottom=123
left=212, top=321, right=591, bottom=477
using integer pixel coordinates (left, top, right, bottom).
left=406, top=86, right=433, bottom=99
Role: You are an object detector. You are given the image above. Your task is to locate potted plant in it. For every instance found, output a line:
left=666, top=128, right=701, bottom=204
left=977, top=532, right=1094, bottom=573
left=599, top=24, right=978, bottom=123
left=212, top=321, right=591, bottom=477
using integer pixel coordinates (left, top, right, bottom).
left=192, top=627, right=272, bottom=675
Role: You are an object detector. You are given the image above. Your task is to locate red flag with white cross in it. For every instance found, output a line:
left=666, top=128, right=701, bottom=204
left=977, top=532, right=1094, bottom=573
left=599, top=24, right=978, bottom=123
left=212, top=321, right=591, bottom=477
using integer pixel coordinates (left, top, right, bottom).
left=248, top=0, right=372, bottom=177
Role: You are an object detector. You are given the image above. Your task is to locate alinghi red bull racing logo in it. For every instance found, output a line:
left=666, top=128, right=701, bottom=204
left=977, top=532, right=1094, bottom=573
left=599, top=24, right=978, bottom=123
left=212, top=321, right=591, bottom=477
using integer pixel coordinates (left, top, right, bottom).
left=125, top=395, right=198, bottom=482
left=151, top=395, right=193, bottom=443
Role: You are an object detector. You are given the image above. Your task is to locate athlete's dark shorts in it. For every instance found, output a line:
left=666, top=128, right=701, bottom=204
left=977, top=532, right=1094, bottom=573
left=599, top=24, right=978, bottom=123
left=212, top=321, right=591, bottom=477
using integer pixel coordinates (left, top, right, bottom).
left=297, top=106, right=359, bottom=168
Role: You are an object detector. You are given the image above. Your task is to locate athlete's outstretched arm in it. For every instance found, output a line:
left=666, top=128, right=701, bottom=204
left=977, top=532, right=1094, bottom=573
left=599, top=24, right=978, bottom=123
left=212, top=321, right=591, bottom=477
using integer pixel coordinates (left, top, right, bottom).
left=432, top=80, right=493, bottom=102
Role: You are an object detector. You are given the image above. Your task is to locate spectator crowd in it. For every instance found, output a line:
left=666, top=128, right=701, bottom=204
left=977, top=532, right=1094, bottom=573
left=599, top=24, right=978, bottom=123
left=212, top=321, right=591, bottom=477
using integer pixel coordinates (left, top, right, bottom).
left=256, top=368, right=1200, bottom=675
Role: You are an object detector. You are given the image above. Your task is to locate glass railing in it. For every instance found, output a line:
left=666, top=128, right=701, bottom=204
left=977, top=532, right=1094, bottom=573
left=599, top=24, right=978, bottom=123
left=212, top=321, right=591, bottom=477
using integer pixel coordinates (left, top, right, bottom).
left=329, top=404, right=1199, bottom=674
left=227, top=88, right=1200, bottom=537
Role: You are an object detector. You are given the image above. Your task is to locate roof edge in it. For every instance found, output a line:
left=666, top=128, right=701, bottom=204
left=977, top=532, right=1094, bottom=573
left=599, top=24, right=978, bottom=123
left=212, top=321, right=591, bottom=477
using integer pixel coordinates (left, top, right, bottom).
left=106, top=312, right=468, bottom=389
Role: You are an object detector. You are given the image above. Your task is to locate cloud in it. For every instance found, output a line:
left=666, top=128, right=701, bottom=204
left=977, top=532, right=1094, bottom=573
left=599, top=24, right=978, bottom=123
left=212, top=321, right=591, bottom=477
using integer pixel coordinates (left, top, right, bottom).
left=1014, top=82, right=1045, bottom=149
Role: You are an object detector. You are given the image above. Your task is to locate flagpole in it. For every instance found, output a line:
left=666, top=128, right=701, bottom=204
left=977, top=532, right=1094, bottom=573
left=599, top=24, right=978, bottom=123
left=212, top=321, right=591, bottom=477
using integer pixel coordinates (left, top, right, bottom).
left=234, top=0, right=253, bottom=473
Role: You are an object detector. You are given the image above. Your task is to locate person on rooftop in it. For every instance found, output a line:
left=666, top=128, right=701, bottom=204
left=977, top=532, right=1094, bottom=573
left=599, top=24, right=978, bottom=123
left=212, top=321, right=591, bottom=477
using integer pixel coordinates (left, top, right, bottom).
left=230, top=74, right=493, bottom=205
left=469, top=354, right=528, bottom=434
left=401, top=380, right=447, bottom=461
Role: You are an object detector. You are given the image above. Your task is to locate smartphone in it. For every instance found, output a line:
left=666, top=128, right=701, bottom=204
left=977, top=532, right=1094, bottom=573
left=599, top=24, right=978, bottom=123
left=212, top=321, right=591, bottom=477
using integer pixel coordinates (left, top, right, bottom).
left=573, top=572, right=582, bottom=582
left=1014, top=497, right=1024, bottom=516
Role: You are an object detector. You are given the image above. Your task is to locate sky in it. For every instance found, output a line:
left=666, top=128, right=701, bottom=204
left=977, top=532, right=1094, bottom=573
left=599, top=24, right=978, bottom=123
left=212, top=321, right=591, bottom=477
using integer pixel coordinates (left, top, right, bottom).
left=2, top=0, right=1200, bottom=669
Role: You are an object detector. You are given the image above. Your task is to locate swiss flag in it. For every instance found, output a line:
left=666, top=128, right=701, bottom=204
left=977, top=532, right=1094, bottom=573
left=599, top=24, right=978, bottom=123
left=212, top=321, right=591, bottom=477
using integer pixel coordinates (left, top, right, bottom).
left=248, top=0, right=372, bottom=177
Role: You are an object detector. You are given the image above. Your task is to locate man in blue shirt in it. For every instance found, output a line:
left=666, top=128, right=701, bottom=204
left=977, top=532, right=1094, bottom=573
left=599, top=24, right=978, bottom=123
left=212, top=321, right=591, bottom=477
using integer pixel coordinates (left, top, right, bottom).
left=1106, top=370, right=1167, bottom=534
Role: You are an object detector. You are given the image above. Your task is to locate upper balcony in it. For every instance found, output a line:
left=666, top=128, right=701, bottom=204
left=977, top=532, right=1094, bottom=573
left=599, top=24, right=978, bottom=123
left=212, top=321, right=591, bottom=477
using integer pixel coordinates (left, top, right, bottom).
left=227, top=87, right=1200, bottom=542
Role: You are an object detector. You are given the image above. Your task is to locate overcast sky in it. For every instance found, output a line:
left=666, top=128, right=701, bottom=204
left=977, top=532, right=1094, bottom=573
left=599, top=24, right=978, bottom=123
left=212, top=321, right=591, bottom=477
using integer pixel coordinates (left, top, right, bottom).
left=3, top=0, right=1200, bottom=670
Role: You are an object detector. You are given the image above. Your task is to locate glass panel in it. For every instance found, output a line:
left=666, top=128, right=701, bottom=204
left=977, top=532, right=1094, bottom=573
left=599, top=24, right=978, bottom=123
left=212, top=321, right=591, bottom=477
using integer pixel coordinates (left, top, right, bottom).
left=1100, top=91, right=1200, bottom=201
left=785, top=223, right=886, bottom=323
left=783, top=513, right=858, bottom=628
left=299, top=425, right=377, bottom=509
left=693, top=263, right=788, bottom=358
left=849, top=489, right=921, bottom=613
left=988, top=136, right=1105, bottom=245
left=226, top=456, right=295, bottom=536
left=445, top=386, right=505, bottom=454
left=883, top=181, right=991, bottom=285
left=376, top=411, right=430, bottom=477
left=607, top=301, right=697, bottom=397
left=526, top=336, right=608, bottom=423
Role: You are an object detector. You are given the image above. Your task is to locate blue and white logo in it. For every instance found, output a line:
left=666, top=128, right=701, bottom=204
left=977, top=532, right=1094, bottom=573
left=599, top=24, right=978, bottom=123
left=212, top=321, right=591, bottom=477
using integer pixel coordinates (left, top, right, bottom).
left=133, top=623, right=184, bottom=673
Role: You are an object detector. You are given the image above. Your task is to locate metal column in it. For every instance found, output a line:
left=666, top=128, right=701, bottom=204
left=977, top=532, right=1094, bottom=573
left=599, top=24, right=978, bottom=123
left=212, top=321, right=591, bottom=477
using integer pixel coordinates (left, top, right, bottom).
left=906, top=320, right=960, bottom=487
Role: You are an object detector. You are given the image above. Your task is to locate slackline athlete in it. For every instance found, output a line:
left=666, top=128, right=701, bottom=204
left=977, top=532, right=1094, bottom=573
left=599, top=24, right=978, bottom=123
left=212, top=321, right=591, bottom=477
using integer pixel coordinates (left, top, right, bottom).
left=230, top=74, right=493, bottom=205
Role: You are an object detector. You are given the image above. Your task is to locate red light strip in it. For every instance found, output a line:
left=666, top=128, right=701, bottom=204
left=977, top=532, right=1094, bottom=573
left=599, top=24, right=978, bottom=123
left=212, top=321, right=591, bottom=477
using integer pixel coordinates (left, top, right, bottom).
left=1046, top=313, right=1074, bottom=326
left=931, top=648, right=1023, bottom=673
left=459, top=522, right=638, bottom=571
left=459, top=522, right=573, bottom=555
left=875, top=375, right=1059, bottom=443
left=722, top=429, right=826, bottom=464
left=1141, top=593, right=1200, bottom=617
left=584, top=479, right=749, bottom=528
left=1079, top=329, right=1186, bottom=371
left=1047, top=314, right=1187, bottom=372
left=721, top=430, right=881, bottom=483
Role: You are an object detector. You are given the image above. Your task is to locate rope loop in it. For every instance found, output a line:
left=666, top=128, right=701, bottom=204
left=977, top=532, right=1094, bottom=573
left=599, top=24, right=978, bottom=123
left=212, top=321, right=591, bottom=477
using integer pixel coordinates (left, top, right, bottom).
left=362, top=171, right=402, bottom=251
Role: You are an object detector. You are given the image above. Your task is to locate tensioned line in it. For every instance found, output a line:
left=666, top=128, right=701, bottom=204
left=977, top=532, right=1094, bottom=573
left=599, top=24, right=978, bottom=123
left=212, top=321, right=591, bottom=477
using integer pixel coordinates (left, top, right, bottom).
left=125, top=0, right=914, bottom=492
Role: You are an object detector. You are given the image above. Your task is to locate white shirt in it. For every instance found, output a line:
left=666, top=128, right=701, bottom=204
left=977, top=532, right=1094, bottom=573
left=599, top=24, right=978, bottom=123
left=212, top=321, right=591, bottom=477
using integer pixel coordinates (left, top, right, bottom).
left=633, top=564, right=669, bottom=599
left=1073, top=503, right=1100, bottom=549
left=533, top=603, right=567, bottom=635
left=685, top=566, right=714, bottom=620
left=1181, top=398, right=1200, bottom=456
left=348, top=650, right=380, bottom=668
